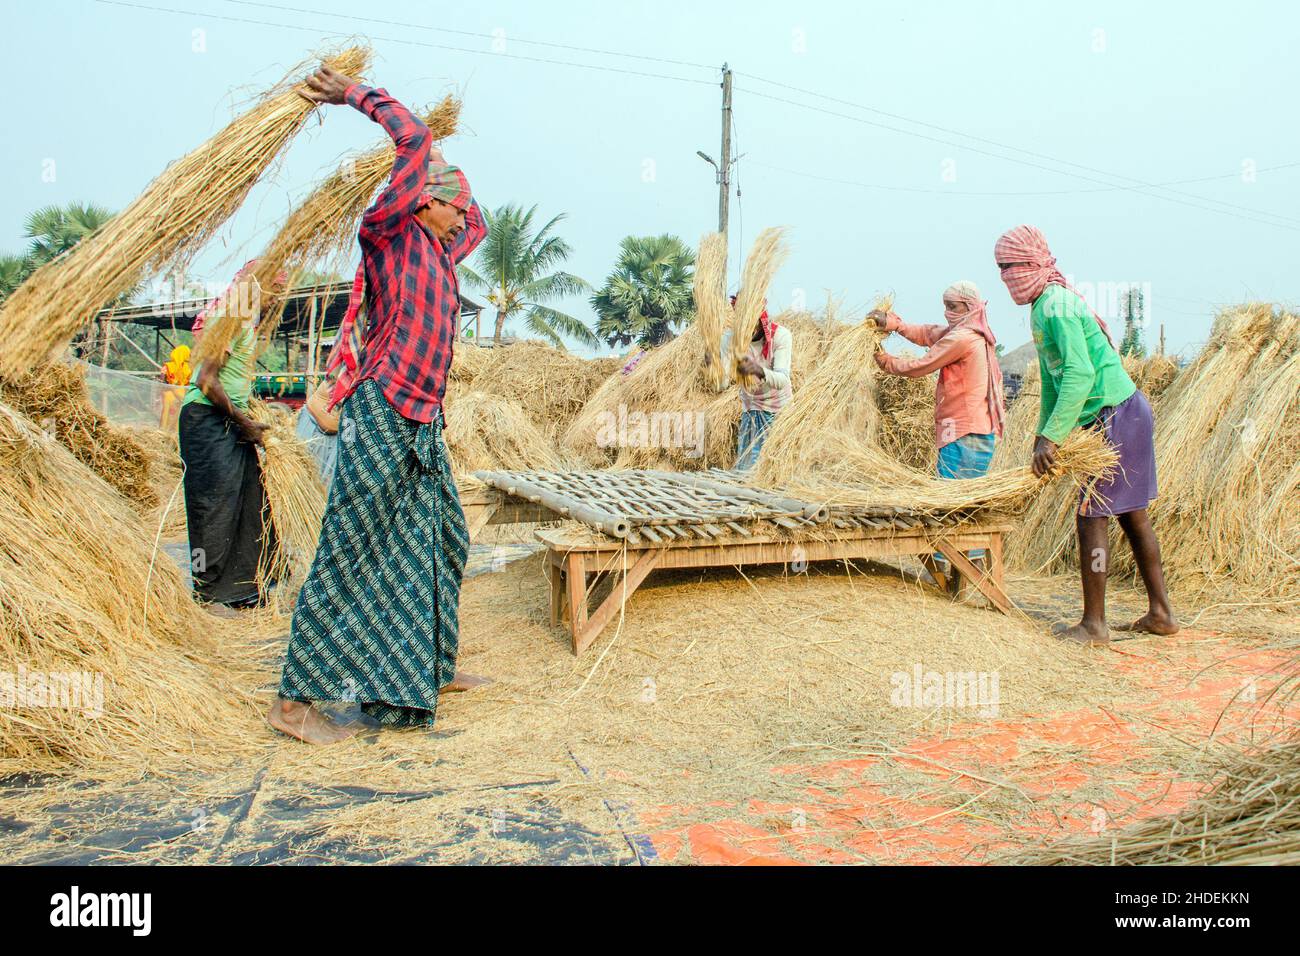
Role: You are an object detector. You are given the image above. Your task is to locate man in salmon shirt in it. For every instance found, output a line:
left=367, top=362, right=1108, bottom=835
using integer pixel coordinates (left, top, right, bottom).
left=871, top=281, right=1006, bottom=588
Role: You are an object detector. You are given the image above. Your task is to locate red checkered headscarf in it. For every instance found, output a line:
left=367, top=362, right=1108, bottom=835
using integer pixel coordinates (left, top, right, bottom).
left=730, top=294, right=777, bottom=360
left=994, top=225, right=1116, bottom=348
left=191, top=258, right=288, bottom=335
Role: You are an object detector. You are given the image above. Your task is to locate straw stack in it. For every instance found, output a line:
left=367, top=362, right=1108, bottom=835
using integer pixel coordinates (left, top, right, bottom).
left=443, top=391, right=567, bottom=474
left=0, top=402, right=266, bottom=773
left=0, top=362, right=156, bottom=510
left=469, top=340, right=616, bottom=445
left=0, top=46, right=372, bottom=379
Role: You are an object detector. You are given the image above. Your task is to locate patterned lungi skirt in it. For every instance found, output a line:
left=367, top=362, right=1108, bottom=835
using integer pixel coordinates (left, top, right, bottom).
left=278, top=379, right=468, bottom=728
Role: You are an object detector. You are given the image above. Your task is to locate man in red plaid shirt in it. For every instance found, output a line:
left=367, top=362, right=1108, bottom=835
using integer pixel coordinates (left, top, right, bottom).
left=270, top=64, right=491, bottom=745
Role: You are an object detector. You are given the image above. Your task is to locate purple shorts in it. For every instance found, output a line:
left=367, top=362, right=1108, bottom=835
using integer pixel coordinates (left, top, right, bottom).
left=1079, top=389, right=1158, bottom=517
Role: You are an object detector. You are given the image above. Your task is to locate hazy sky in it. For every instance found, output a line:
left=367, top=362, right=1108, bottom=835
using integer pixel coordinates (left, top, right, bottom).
left=4, top=0, right=1297, bottom=357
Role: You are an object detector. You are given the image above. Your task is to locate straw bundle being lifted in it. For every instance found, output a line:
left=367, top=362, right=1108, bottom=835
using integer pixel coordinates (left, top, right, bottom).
left=729, top=227, right=789, bottom=390
left=693, top=232, right=729, bottom=390
left=754, top=306, right=1117, bottom=517
left=1010, top=732, right=1300, bottom=865
left=249, top=401, right=326, bottom=599
left=0, top=46, right=372, bottom=379
left=443, top=390, right=566, bottom=474
left=0, top=362, right=155, bottom=510
left=0, top=402, right=265, bottom=773
left=197, top=97, right=461, bottom=365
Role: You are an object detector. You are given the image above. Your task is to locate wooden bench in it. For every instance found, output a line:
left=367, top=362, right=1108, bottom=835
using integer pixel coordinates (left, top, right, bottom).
left=537, top=520, right=1017, bottom=655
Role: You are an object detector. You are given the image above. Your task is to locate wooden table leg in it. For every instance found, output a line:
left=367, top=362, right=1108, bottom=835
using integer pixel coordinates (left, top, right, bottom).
left=465, top=499, right=500, bottom=542
left=566, top=552, right=589, bottom=654
left=935, top=535, right=1016, bottom=617
left=573, top=548, right=662, bottom=656
left=547, top=555, right=564, bottom=627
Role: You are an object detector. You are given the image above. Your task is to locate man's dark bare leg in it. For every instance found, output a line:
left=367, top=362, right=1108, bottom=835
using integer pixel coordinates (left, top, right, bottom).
left=1114, top=509, right=1180, bottom=634
left=1056, top=514, right=1111, bottom=643
left=267, top=697, right=362, bottom=744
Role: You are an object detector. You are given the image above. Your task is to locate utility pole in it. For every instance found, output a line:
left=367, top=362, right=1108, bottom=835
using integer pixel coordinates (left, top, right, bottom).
left=718, top=64, right=733, bottom=237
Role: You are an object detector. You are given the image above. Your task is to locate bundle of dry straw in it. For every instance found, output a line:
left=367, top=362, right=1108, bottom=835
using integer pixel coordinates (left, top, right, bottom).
left=1011, top=731, right=1300, bottom=865
left=198, top=96, right=461, bottom=364
left=0, top=402, right=266, bottom=773
left=0, top=362, right=156, bottom=510
left=0, top=47, right=371, bottom=379
left=728, top=227, right=788, bottom=390
left=693, top=232, right=729, bottom=390
left=249, top=401, right=326, bottom=599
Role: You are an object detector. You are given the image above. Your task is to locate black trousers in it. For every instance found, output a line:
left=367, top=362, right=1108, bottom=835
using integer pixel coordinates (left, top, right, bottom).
left=178, top=402, right=274, bottom=606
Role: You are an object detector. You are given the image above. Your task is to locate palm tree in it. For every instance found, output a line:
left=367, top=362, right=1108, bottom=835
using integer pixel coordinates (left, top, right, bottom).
left=0, top=202, right=117, bottom=306
left=458, top=204, right=595, bottom=348
left=23, top=202, right=115, bottom=267
left=590, top=235, right=696, bottom=349
left=0, top=254, right=29, bottom=303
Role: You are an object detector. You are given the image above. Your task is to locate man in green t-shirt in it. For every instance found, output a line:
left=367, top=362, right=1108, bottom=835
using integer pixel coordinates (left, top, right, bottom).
left=177, top=262, right=285, bottom=611
left=995, top=225, right=1178, bottom=643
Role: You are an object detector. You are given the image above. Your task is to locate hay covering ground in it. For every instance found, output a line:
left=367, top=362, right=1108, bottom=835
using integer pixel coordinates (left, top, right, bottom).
left=1010, top=730, right=1300, bottom=865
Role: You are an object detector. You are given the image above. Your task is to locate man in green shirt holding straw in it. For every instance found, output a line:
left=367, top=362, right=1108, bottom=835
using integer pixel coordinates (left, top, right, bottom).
left=995, top=225, right=1178, bottom=643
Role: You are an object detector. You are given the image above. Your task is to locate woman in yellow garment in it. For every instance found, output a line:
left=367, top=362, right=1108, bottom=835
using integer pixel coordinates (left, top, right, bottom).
left=159, top=344, right=191, bottom=431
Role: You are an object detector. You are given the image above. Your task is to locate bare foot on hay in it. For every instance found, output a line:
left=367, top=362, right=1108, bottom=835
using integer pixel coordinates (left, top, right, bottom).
left=1115, top=611, right=1180, bottom=636
left=1052, top=621, right=1111, bottom=645
left=441, top=671, right=493, bottom=694
left=204, top=603, right=242, bottom=619
left=267, top=698, right=361, bottom=745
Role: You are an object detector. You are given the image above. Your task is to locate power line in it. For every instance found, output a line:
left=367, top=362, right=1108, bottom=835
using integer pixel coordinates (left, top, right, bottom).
left=93, top=0, right=717, bottom=87
left=739, top=87, right=1300, bottom=233
left=224, top=0, right=718, bottom=72
left=746, top=157, right=1300, bottom=199
left=735, top=71, right=1300, bottom=228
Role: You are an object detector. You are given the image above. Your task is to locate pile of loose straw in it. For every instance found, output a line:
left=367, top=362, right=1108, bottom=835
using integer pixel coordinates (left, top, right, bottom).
left=0, top=363, right=156, bottom=510
left=443, top=390, right=567, bottom=474
left=1010, top=731, right=1300, bottom=865
left=468, top=340, right=617, bottom=446
left=0, top=46, right=371, bottom=379
left=0, top=402, right=269, bottom=774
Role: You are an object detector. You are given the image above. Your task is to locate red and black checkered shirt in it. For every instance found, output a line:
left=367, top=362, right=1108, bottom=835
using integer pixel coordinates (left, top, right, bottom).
left=340, top=83, right=486, bottom=424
